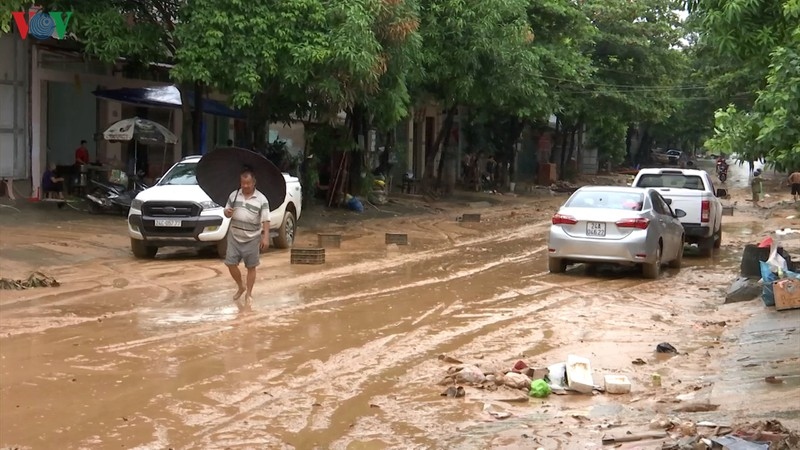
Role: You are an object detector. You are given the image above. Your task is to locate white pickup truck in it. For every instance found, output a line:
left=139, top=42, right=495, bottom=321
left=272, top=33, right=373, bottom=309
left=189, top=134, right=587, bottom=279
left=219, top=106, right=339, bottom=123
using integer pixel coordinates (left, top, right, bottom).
left=127, top=155, right=302, bottom=259
left=631, top=168, right=725, bottom=256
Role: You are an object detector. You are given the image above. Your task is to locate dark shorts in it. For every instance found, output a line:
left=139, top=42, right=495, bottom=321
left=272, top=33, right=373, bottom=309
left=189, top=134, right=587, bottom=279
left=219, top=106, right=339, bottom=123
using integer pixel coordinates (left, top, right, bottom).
left=44, top=182, right=63, bottom=193
left=224, top=233, right=260, bottom=268
left=792, top=183, right=800, bottom=196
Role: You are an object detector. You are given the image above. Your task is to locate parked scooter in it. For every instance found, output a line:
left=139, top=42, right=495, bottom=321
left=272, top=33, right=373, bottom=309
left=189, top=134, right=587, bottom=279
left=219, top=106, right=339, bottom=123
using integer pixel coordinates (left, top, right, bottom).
left=86, top=170, right=147, bottom=215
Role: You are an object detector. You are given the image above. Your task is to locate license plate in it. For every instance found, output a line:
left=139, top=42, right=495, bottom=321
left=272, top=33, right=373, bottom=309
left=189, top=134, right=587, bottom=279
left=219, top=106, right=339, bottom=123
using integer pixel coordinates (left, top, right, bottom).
left=586, top=222, right=606, bottom=237
left=155, top=219, right=182, bottom=227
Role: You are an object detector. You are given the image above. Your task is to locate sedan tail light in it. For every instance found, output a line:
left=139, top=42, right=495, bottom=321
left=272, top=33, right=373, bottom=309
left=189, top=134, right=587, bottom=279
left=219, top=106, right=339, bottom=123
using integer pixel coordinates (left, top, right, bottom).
left=552, top=213, right=578, bottom=225
left=701, top=200, right=710, bottom=223
left=616, top=218, right=650, bottom=229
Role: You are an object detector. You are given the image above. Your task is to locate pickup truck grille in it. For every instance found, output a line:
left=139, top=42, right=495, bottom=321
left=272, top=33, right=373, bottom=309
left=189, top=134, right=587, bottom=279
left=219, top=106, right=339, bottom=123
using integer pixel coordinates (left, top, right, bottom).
left=142, top=201, right=201, bottom=217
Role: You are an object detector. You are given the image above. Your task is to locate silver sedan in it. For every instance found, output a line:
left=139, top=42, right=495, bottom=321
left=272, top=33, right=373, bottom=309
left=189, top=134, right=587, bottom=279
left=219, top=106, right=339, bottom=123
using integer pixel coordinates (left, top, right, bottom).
left=547, top=186, right=686, bottom=278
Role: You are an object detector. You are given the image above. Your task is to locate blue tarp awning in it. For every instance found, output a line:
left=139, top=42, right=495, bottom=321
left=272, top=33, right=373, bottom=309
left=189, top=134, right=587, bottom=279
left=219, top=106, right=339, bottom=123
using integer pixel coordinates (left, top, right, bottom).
left=92, top=85, right=244, bottom=119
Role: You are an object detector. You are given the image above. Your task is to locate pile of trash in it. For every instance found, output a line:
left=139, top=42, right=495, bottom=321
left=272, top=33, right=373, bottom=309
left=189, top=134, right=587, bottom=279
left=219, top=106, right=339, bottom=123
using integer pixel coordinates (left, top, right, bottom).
left=726, top=235, right=799, bottom=310
left=0, top=271, right=60, bottom=290
left=615, top=416, right=800, bottom=449
left=437, top=353, right=627, bottom=401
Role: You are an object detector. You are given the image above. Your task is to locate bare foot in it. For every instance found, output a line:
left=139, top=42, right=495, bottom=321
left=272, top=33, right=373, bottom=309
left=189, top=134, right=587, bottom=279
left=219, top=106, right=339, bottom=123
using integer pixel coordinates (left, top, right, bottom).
left=233, top=285, right=245, bottom=301
left=244, top=295, right=254, bottom=312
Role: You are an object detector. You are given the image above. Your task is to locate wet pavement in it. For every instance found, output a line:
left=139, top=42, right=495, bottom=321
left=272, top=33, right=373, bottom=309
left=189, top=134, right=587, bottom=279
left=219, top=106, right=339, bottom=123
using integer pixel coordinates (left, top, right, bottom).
left=1, top=162, right=799, bottom=449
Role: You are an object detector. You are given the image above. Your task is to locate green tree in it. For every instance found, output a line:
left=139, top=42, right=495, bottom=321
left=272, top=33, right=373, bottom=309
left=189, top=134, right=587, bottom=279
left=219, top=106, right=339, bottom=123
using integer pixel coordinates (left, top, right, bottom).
left=414, top=0, right=541, bottom=189
left=691, top=0, right=800, bottom=170
left=581, top=0, right=687, bottom=166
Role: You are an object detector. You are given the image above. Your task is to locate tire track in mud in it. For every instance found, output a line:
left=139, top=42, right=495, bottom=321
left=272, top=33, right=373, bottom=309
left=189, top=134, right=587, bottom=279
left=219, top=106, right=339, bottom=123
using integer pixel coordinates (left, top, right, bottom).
left=76, top=220, right=551, bottom=355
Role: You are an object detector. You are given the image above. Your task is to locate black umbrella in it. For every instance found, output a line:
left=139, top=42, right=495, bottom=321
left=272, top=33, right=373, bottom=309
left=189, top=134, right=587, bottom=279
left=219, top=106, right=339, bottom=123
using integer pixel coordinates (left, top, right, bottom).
left=196, top=147, right=286, bottom=211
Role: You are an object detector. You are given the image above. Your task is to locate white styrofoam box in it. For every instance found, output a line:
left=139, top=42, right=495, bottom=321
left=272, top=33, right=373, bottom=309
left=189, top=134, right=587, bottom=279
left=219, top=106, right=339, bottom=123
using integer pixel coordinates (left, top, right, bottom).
left=604, top=374, right=632, bottom=394
left=566, top=354, right=594, bottom=393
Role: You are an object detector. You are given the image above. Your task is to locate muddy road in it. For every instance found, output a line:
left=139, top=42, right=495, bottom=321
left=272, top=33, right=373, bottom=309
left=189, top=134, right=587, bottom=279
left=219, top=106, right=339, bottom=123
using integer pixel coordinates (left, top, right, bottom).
left=1, top=165, right=798, bottom=449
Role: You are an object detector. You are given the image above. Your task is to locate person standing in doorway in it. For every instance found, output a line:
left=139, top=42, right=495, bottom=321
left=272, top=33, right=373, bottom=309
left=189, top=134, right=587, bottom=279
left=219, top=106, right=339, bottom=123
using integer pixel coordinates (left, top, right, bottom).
left=74, top=140, right=90, bottom=165
left=788, top=170, right=800, bottom=202
left=751, top=168, right=764, bottom=207
left=224, top=169, right=270, bottom=311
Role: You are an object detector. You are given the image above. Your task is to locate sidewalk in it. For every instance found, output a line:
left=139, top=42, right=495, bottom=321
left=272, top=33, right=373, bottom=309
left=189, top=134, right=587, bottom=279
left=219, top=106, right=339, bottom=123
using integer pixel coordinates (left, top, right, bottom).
left=710, top=304, right=800, bottom=428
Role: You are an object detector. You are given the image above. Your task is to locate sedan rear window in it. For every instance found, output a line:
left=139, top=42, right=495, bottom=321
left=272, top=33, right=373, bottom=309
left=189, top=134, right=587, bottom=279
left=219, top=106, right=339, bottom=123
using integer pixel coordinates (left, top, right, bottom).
left=567, top=191, right=644, bottom=211
left=637, top=174, right=704, bottom=190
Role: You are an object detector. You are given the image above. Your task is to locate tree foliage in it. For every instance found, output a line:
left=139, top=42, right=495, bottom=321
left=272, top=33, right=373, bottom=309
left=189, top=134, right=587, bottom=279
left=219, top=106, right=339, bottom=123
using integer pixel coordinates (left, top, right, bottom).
left=692, top=0, right=800, bottom=170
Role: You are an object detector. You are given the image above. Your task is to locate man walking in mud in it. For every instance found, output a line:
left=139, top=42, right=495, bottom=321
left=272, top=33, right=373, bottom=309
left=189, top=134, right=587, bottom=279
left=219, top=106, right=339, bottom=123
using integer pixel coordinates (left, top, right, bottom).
left=224, top=169, right=270, bottom=311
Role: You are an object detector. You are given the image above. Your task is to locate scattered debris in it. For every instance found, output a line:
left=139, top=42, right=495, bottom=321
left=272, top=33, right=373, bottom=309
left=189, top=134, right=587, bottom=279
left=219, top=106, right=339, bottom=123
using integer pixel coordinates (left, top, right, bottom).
left=0, top=272, right=60, bottom=290
left=602, top=431, right=668, bottom=444
left=632, top=358, right=648, bottom=365
left=657, top=342, right=678, bottom=354
left=726, top=277, right=762, bottom=303
left=550, top=180, right=579, bottom=193
left=764, top=376, right=784, bottom=385
left=441, top=386, right=465, bottom=398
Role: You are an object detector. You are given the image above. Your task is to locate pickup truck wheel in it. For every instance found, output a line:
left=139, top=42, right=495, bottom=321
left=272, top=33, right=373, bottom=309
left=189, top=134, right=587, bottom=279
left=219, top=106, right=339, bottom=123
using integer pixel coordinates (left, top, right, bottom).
left=131, top=238, right=157, bottom=259
left=713, top=227, right=722, bottom=249
left=643, top=244, right=662, bottom=279
left=548, top=257, right=567, bottom=274
left=668, top=236, right=684, bottom=269
left=274, top=211, right=296, bottom=249
left=216, top=235, right=228, bottom=259
left=698, top=235, right=714, bottom=257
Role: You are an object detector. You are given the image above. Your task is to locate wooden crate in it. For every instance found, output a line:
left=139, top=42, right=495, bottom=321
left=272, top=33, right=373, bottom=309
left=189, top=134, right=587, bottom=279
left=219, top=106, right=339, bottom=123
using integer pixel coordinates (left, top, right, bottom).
left=291, top=248, right=325, bottom=265
left=385, top=233, right=408, bottom=245
left=722, top=206, right=734, bottom=216
left=775, top=278, right=800, bottom=311
left=459, top=213, right=482, bottom=223
left=317, top=233, right=342, bottom=248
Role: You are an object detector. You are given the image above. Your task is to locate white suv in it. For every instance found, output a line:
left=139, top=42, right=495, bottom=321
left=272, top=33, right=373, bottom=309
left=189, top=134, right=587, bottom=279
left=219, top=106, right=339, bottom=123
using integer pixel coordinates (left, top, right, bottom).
left=127, top=155, right=302, bottom=258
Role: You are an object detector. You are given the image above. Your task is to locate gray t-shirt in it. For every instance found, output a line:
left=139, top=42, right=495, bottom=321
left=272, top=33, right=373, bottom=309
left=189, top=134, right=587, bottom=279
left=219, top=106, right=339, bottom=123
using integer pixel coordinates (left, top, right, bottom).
left=226, top=189, right=270, bottom=243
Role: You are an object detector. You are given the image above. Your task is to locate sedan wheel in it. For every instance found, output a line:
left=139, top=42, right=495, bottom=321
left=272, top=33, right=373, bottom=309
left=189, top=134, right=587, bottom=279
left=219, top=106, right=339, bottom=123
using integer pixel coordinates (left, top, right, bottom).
left=668, top=236, right=684, bottom=269
left=642, top=245, right=661, bottom=279
left=548, top=257, right=567, bottom=274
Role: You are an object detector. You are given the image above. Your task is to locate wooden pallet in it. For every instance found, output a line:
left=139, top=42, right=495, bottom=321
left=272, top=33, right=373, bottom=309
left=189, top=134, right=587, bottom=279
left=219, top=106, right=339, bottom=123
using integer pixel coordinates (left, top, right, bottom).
left=317, top=233, right=342, bottom=248
left=385, top=233, right=408, bottom=245
left=291, top=248, right=325, bottom=265
left=459, top=213, right=482, bottom=223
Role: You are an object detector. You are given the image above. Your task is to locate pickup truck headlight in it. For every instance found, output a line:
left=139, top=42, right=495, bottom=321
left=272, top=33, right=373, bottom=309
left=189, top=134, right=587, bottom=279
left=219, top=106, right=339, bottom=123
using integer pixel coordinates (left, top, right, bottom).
left=130, top=199, right=144, bottom=210
left=200, top=201, right=222, bottom=210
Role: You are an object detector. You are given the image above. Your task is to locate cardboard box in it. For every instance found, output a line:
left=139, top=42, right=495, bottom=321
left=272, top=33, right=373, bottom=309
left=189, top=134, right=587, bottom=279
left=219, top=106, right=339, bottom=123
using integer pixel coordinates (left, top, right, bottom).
left=775, top=278, right=800, bottom=311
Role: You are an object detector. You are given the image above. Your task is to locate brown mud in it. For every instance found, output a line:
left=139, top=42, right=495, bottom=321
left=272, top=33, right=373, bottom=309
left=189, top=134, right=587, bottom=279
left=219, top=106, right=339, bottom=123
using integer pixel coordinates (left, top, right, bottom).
left=1, top=162, right=798, bottom=449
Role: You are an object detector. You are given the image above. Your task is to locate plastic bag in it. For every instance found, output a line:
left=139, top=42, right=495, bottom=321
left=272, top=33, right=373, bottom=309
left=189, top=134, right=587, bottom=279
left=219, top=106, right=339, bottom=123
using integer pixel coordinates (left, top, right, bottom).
left=766, top=238, right=788, bottom=271
left=760, top=261, right=778, bottom=306
left=347, top=196, right=364, bottom=213
left=530, top=379, right=552, bottom=398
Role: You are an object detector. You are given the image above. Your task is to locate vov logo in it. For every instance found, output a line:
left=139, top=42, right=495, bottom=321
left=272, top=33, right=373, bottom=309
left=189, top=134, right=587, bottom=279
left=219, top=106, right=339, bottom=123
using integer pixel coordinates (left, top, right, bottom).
left=12, top=6, right=73, bottom=40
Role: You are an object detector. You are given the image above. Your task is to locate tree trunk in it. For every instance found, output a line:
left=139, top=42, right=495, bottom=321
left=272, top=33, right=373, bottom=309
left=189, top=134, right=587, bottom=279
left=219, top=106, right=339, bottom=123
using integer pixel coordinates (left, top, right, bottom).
left=558, top=123, right=570, bottom=178
left=192, top=81, right=205, bottom=153
left=549, top=118, right=561, bottom=164
left=435, top=119, right=454, bottom=189
left=422, top=106, right=457, bottom=191
left=179, top=86, right=194, bottom=156
left=634, top=125, right=651, bottom=165
left=563, top=128, right=577, bottom=180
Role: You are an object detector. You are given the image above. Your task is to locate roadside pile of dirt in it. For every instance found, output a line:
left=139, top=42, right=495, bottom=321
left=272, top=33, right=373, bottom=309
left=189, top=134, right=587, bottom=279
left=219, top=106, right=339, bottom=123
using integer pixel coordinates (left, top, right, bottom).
left=0, top=271, right=60, bottom=290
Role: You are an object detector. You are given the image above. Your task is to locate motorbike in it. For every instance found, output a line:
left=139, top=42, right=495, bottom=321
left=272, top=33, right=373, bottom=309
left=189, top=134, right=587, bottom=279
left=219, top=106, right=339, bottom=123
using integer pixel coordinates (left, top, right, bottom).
left=86, top=170, right=148, bottom=215
left=716, top=161, right=729, bottom=182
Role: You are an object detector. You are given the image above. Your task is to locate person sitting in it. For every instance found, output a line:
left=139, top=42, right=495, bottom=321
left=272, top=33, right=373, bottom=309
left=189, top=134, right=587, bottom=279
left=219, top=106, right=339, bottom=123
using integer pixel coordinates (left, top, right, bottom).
left=42, top=163, right=66, bottom=206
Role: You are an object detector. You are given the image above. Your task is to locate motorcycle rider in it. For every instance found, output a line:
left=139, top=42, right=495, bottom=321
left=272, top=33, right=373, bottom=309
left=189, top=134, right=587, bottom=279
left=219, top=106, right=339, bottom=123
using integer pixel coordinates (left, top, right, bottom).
left=716, top=155, right=729, bottom=179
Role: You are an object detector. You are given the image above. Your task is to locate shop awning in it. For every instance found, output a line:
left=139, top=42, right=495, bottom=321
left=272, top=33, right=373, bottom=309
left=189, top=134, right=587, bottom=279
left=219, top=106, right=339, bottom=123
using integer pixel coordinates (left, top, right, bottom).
left=92, top=85, right=244, bottom=119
